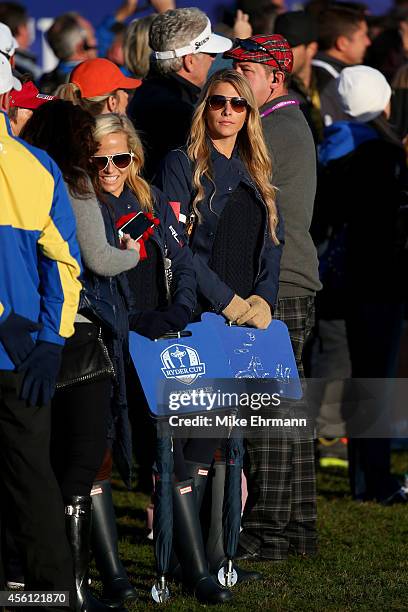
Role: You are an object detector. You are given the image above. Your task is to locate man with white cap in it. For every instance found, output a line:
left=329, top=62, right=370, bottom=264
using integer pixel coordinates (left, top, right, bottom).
left=0, top=54, right=81, bottom=603
left=315, top=65, right=407, bottom=505
left=129, top=7, right=232, bottom=178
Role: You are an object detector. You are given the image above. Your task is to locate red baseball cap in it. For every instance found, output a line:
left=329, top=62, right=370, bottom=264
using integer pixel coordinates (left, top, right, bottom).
left=70, top=58, right=142, bottom=98
left=9, top=81, right=55, bottom=110
left=224, top=34, right=293, bottom=74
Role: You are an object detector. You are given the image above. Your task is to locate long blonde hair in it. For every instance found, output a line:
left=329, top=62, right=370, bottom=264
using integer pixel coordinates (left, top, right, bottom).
left=123, top=15, right=157, bottom=79
left=187, top=69, right=279, bottom=243
left=57, top=82, right=119, bottom=116
left=93, top=114, right=153, bottom=212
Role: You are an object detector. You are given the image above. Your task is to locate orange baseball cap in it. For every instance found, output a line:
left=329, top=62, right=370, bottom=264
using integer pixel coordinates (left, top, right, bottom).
left=70, top=58, right=142, bottom=98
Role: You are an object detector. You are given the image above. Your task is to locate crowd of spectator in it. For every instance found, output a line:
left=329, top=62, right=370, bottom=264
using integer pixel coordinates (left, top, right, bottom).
left=0, top=0, right=407, bottom=609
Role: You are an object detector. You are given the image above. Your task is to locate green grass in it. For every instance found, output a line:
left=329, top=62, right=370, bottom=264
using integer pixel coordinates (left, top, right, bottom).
left=95, top=452, right=408, bottom=611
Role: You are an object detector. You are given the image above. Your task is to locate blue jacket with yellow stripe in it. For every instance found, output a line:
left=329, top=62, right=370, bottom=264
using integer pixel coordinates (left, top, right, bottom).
left=0, top=111, right=82, bottom=370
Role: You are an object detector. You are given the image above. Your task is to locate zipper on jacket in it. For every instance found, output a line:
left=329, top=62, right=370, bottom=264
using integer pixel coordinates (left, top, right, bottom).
left=163, top=247, right=172, bottom=303
left=154, top=221, right=172, bottom=304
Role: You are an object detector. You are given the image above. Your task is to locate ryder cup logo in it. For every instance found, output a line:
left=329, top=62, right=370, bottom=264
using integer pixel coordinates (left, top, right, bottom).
left=160, top=344, right=206, bottom=385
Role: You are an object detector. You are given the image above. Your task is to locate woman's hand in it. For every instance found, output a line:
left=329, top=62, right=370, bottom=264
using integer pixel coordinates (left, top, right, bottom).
left=222, top=294, right=250, bottom=323
left=236, top=295, right=272, bottom=329
left=121, top=233, right=140, bottom=253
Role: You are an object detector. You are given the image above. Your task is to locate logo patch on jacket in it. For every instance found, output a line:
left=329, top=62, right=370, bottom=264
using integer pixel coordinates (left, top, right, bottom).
left=169, top=224, right=184, bottom=247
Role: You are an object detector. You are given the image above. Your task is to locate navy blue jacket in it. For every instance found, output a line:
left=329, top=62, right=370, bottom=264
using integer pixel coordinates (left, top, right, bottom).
left=109, top=185, right=197, bottom=314
left=80, top=204, right=130, bottom=340
left=154, top=146, right=284, bottom=312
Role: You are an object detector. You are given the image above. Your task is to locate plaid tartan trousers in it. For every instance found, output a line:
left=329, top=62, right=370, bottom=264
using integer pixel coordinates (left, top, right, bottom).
left=240, top=295, right=318, bottom=559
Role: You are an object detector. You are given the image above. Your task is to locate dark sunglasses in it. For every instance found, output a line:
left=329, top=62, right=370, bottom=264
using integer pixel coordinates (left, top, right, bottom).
left=207, top=94, right=248, bottom=113
left=235, top=38, right=277, bottom=59
left=92, top=152, right=134, bottom=171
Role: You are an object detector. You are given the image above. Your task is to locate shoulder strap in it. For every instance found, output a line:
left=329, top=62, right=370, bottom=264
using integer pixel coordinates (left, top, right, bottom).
left=312, top=59, right=340, bottom=79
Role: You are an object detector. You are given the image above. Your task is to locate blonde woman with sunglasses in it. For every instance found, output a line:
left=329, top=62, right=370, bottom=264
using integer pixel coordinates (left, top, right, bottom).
left=154, top=68, right=284, bottom=591
left=92, top=113, right=196, bottom=341
left=156, top=68, right=283, bottom=328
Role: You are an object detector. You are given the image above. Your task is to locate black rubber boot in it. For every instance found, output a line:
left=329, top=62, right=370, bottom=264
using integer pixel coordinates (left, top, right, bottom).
left=173, top=478, right=232, bottom=604
left=91, top=481, right=137, bottom=607
left=64, top=496, right=111, bottom=612
left=206, top=462, right=262, bottom=585
left=168, top=461, right=211, bottom=581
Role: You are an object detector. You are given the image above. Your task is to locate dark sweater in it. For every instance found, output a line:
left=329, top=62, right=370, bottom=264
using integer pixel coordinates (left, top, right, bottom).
left=209, top=183, right=265, bottom=299
left=289, top=75, right=323, bottom=144
left=261, top=94, right=321, bottom=298
left=104, top=189, right=167, bottom=312
left=128, top=70, right=201, bottom=180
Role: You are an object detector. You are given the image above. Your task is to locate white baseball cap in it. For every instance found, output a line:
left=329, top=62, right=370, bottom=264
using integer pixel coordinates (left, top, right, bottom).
left=0, top=22, right=18, bottom=58
left=337, top=65, right=392, bottom=123
left=154, top=17, right=232, bottom=60
left=0, top=55, right=21, bottom=94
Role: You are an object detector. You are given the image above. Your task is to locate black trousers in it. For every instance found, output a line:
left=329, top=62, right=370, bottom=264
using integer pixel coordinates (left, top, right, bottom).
left=0, top=371, right=74, bottom=596
left=51, top=376, right=110, bottom=499
left=345, top=302, right=404, bottom=501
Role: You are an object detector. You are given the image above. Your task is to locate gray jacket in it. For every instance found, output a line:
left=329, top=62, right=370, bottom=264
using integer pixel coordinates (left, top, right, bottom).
left=261, top=94, right=321, bottom=298
left=67, top=181, right=140, bottom=323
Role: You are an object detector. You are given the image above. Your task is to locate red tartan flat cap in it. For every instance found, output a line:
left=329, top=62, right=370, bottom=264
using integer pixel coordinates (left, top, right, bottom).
left=224, top=34, right=293, bottom=73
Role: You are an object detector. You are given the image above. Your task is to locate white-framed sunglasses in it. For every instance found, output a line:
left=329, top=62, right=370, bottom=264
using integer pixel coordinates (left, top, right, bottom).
left=92, top=151, right=134, bottom=171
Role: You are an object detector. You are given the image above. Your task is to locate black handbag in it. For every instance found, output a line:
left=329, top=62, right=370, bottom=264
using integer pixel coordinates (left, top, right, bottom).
left=56, top=323, right=115, bottom=390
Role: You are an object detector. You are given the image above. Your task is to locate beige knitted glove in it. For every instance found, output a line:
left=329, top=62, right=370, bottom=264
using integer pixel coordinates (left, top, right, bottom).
left=236, top=295, right=272, bottom=329
left=222, top=294, right=250, bottom=323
